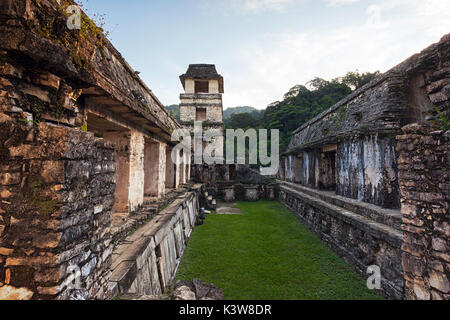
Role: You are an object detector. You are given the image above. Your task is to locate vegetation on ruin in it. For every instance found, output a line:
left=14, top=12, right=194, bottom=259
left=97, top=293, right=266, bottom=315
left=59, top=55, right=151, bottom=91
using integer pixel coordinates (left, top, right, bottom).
left=27, top=177, right=58, bottom=216
left=30, top=0, right=111, bottom=72
left=229, top=71, right=379, bottom=153
left=166, top=71, right=379, bottom=157
left=176, top=201, right=382, bottom=300
left=434, top=107, right=450, bottom=131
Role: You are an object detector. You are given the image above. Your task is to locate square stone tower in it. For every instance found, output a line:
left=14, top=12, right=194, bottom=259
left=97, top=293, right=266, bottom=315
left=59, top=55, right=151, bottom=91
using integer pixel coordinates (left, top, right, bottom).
left=179, top=64, right=224, bottom=162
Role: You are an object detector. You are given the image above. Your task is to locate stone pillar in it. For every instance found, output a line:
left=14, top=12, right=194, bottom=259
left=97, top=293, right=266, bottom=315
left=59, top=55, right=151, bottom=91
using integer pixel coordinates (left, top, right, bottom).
left=103, top=131, right=131, bottom=213
left=244, top=185, right=259, bottom=201
left=144, top=140, right=166, bottom=199
left=397, top=124, right=449, bottom=300
left=128, top=130, right=145, bottom=212
left=180, top=151, right=186, bottom=185
left=175, top=149, right=182, bottom=189
left=184, top=151, right=191, bottom=184
left=224, top=186, right=235, bottom=202
left=165, top=147, right=175, bottom=189
left=267, top=185, right=276, bottom=201
left=158, top=143, right=167, bottom=197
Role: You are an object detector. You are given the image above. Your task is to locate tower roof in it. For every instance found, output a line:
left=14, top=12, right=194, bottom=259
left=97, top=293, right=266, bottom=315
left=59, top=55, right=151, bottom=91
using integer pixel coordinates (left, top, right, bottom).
left=180, top=64, right=224, bottom=93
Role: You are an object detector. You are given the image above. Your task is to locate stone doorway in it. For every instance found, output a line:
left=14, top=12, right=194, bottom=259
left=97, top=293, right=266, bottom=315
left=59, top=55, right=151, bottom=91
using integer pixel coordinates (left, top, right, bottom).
left=86, top=111, right=131, bottom=213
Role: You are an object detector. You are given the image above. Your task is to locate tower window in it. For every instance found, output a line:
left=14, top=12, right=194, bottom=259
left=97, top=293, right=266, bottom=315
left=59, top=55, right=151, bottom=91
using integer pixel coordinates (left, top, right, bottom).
left=195, top=81, right=209, bottom=93
left=196, top=108, right=207, bottom=121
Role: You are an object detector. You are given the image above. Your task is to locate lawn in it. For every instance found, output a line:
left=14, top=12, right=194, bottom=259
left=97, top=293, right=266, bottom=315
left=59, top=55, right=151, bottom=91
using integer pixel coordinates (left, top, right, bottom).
left=176, top=201, right=382, bottom=300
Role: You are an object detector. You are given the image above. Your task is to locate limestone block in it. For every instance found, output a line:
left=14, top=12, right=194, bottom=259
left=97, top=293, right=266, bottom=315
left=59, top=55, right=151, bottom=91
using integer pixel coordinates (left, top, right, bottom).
left=0, top=285, right=33, bottom=300
left=33, top=73, right=60, bottom=90
left=0, top=62, right=22, bottom=78
left=0, top=172, right=21, bottom=185
left=148, top=250, right=161, bottom=295
left=173, top=286, right=196, bottom=300
left=224, top=187, right=235, bottom=202
left=244, top=186, right=258, bottom=201
left=0, top=247, right=13, bottom=256
left=20, top=85, right=50, bottom=103
left=429, top=271, right=450, bottom=293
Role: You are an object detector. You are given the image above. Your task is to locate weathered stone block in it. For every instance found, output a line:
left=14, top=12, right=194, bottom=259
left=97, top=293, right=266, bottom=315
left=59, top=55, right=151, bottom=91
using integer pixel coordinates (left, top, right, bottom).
left=429, top=271, right=450, bottom=293
left=33, top=73, right=60, bottom=90
left=0, top=172, right=21, bottom=185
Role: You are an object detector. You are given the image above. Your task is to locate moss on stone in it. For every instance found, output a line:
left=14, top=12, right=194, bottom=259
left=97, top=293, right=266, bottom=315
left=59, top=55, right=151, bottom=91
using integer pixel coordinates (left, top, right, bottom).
left=27, top=176, right=58, bottom=217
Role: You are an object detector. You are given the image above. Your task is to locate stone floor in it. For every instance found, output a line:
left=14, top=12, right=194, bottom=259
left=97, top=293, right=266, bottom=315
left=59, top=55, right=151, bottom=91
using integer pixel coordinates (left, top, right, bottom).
left=215, top=202, right=243, bottom=215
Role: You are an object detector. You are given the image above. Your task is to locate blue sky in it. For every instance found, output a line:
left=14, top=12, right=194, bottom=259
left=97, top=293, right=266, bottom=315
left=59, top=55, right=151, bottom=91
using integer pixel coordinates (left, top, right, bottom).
left=79, top=0, right=450, bottom=109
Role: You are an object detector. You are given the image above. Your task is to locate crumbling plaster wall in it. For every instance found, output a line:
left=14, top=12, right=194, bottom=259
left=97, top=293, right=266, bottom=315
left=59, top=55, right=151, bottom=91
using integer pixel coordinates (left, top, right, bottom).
left=336, top=135, right=399, bottom=208
left=207, top=106, right=223, bottom=123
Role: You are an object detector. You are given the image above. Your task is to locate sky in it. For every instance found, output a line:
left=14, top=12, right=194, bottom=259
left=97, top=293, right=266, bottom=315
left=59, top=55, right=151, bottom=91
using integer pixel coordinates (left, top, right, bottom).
left=79, top=0, right=450, bottom=110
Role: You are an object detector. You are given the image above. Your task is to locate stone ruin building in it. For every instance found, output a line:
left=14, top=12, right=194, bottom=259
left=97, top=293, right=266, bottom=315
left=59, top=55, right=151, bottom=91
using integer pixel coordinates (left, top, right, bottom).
left=0, top=0, right=448, bottom=301
left=278, top=34, right=449, bottom=300
left=0, top=0, right=195, bottom=300
left=179, top=64, right=224, bottom=183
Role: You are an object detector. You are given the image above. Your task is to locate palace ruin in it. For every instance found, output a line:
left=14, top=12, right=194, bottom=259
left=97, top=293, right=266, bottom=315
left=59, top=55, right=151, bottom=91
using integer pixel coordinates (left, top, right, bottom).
left=0, top=0, right=448, bottom=301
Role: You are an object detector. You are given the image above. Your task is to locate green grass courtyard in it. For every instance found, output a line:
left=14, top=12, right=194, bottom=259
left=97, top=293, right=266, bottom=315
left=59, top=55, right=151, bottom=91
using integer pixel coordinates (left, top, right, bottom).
left=176, top=201, right=382, bottom=300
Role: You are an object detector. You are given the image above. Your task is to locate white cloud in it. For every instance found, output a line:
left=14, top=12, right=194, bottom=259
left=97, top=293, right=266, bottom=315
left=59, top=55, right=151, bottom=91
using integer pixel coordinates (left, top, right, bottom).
left=224, top=0, right=360, bottom=13
left=226, top=0, right=296, bottom=13
left=223, top=0, right=450, bottom=109
left=325, top=0, right=360, bottom=7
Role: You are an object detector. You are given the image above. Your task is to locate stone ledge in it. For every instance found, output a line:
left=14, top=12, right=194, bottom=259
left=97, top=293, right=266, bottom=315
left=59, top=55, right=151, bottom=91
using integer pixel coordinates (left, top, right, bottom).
left=108, top=186, right=202, bottom=298
left=280, top=184, right=402, bottom=245
left=280, top=185, right=404, bottom=299
left=279, top=181, right=402, bottom=230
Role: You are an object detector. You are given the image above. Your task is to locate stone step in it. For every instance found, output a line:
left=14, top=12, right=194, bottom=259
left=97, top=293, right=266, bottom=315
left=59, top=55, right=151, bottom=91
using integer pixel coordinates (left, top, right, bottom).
left=280, top=184, right=403, bottom=244
left=279, top=181, right=402, bottom=230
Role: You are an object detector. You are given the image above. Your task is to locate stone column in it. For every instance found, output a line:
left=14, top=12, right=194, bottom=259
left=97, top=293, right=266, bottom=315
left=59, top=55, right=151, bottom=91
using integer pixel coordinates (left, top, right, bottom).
left=184, top=151, right=191, bottom=184
left=103, top=131, right=131, bottom=213
left=224, top=186, right=235, bottom=202
left=244, top=185, right=259, bottom=201
left=128, top=130, right=145, bottom=212
left=165, top=147, right=175, bottom=189
left=175, top=150, right=182, bottom=189
left=144, top=140, right=166, bottom=199
left=180, top=151, right=186, bottom=185
left=158, top=143, right=167, bottom=197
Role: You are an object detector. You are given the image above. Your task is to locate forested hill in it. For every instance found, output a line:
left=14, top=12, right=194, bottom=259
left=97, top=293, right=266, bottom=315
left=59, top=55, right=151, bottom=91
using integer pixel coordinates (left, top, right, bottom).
left=165, top=70, right=380, bottom=153
left=164, top=105, right=261, bottom=124
left=166, top=104, right=180, bottom=121
left=224, top=106, right=259, bottom=120
left=225, top=70, right=380, bottom=153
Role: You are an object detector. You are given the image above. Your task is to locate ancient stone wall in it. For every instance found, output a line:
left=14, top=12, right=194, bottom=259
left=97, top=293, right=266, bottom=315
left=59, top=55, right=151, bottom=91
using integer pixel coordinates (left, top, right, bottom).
left=0, top=115, right=115, bottom=299
left=278, top=33, right=449, bottom=300
left=336, top=135, right=399, bottom=208
left=0, top=1, right=185, bottom=300
left=397, top=124, right=449, bottom=300
left=282, top=33, right=449, bottom=209
left=279, top=182, right=404, bottom=299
